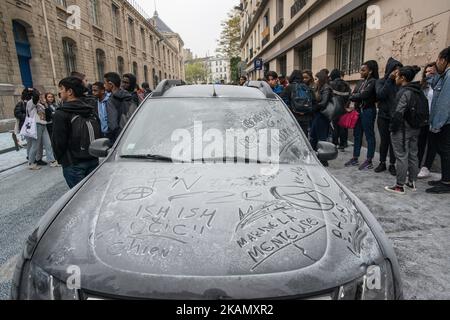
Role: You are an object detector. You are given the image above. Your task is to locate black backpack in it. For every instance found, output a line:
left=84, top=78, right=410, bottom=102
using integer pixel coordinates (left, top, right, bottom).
left=404, top=88, right=430, bottom=129
left=70, top=113, right=101, bottom=160
left=291, top=83, right=313, bottom=114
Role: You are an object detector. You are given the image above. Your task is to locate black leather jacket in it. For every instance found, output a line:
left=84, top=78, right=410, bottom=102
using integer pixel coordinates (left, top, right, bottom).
left=350, top=77, right=378, bottom=110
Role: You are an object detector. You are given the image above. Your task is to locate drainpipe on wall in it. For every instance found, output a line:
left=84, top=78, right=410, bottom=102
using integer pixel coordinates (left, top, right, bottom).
left=41, top=0, right=57, bottom=86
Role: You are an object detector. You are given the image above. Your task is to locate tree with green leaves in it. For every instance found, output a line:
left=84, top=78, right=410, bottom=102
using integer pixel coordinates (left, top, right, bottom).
left=185, top=61, right=208, bottom=84
left=216, top=8, right=241, bottom=83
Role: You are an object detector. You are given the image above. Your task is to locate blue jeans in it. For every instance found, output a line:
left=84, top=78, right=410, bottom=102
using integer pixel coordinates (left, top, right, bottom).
left=353, top=108, right=376, bottom=159
left=29, top=124, right=54, bottom=164
left=310, top=113, right=330, bottom=151
left=63, top=159, right=99, bottom=189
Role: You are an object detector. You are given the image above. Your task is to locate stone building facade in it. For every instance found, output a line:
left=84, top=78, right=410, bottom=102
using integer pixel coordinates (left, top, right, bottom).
left=239, top=0, right=450, bottom=81
left=0, top=0, right=185, bottom=126
left=207, top=56, right=231, bottom=83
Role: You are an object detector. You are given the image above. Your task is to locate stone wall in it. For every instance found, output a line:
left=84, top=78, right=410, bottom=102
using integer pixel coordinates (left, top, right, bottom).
left=0, top=0, right=185, bottom=130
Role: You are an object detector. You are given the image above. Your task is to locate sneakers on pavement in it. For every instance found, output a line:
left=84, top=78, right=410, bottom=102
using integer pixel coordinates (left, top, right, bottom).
left=428, top=180, right=442, bottom=187
left=36, top=160, right=48, bottom=166
left=28, top=163, right=41, bottom=171
left=405, top=181, right=417, bottom=192
left=426, top=182, right=450, bottom=194
left=389, top=164, right=397, bottom=176
left=418, top=167, right=431, bottom=179
left=345, top=158, right=359, bottom=167
left=359, top=159, right=374, bottom=171
left=50, top=161, right=61, bottom=168
left=385, top=185, right=405, bottom=195
left=374, top=162, right=387, bottom=173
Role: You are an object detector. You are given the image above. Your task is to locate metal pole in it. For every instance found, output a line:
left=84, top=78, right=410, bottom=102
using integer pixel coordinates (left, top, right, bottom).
left=41, top=0, right=57, bottom=86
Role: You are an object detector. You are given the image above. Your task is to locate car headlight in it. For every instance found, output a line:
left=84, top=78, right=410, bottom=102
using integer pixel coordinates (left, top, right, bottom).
left=337, top=260, right=395, bottom=300
left=16, top=262, right=79, bottom=300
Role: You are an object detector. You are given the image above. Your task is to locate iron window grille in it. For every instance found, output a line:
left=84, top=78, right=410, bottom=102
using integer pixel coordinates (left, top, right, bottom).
left=274, top=18, right=284, bottom=35
left=298, top=42, right=312, bottom=71
left=291, top=0, right=308, bottom=19
left=63, top=39, right=77, bottom=76
left=334, top=16, right=366, bottom=76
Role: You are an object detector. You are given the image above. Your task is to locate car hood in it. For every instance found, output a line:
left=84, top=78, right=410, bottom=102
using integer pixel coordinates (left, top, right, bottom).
left=33, top=162, right=382, bottom=299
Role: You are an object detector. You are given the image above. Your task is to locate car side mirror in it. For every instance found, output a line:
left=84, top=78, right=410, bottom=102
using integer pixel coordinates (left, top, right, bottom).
left=89, top=138, right=111, bottom=158
left=317, top=141, right=338, bottom=162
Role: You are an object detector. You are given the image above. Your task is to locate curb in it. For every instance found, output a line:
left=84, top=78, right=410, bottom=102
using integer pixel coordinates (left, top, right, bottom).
left=0, top=161, right=28, bottom=174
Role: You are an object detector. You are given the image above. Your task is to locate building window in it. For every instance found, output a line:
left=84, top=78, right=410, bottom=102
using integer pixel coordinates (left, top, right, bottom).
left=54, top=0, right=67, bottom=7
left=62, top=38, right=77, bottom=76
left=144, top=65, right=148, bottom=83
left=128, top=17, right=135, bottom=46
left=278, top=55, right=287, bottom=77
left=153, top=68, right=157, bottom=85
left=297, top=41, right=312, bottom=71
left=117, top=56, right=125, bottom=76
left=90, top=0, right=100, bottom=26
left=133, top=62, right=138, bottom=78
left=96, top=49, right=106, bottom=81
left=156, top=41, right=160, bottom=59
left=335, top=17, right=366, bottom=75
left=150, top=35, right=154, bottom=55
left=112, top=4, right=121, bottom=38
left=140, top=28, right=146, bottom=51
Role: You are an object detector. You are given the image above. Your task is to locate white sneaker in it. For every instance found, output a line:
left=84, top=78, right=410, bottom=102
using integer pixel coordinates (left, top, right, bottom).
left=418, top=167, right=431, bottom=179
left=50, top=161, right=61, bottom=168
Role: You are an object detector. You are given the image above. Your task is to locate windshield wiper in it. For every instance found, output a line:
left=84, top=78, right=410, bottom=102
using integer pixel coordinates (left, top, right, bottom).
left=120, top=154, right=176, bottom=162
left=192, top=156, right=262, bottom=164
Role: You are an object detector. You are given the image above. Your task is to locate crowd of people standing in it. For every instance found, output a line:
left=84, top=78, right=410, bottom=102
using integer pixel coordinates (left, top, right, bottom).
left=13, top=71, right=152, bottom=188
left=12, top=46, right=449, bottom=194
left=246, top=46, right=450, bottom=195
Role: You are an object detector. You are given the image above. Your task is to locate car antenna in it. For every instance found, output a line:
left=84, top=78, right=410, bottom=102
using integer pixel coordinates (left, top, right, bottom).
left=212, top=84, right=218, bottom=97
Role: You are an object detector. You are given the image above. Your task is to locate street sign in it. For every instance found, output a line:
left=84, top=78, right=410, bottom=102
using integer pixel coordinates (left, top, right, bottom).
left=254, top=58, right=263, bottom=71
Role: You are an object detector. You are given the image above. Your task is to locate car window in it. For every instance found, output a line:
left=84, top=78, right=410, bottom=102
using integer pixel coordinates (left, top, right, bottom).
left=117, top=98, right=313, bottom=164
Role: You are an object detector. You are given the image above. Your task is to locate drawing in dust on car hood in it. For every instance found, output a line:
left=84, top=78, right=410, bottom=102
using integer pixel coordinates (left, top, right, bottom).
left=11, top=82, right=403, bottom=300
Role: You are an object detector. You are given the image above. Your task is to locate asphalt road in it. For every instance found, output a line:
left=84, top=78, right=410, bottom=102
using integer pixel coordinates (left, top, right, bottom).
left=0, top=149, right=449, bottom=300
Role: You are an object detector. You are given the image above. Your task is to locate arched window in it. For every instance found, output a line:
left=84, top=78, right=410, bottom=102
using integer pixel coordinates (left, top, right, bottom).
left=117, top=56, right=125, bottom=76
left=164, top=72, right=167, bottom=80
left=96, top=49, right=106, bottom=81
left=144, top=65, right=148, bottom=83
left=132, top=62, right=138, bottom=79
left=152, top=68, right=157, bottom=86
left=62, top=38, right=77, bottom=76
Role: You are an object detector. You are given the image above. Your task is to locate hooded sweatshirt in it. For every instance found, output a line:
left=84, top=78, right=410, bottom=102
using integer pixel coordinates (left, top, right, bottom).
left=376, top=57, right=403, bottom=120
left=51, top=99, right=99, bottom=167
left=390, top=81, right=425, bottom=133
left=106, top=89, right=137, bottom=142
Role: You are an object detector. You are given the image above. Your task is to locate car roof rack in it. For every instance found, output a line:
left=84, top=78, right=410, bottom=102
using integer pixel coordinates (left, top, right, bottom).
left=152, top=79, right=186, bottom=97
left=245, top=81, right=277, bottom=99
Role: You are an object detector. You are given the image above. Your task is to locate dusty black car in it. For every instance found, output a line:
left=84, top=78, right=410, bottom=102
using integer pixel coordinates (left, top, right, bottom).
left=11, top=81, right=402, bottom=300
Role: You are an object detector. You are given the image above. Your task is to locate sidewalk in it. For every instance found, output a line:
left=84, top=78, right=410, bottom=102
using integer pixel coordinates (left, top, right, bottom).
left=0, top=132, right=27, bottom=173
left=0, top=132, right=17, bottom=154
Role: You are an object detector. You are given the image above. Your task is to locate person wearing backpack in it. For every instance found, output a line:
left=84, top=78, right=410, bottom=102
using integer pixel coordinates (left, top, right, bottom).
left=104, top=72, right=137, bottom=143
left=52, top=77, right=102, bottom=189
left=280, top=70, right=315, bottom=136
left=329, top=69, right=352, bottom=150
left=375, top=57, right=403, bottom=175
left=385, top=66, right=428, bottom=195
left=426, top=46, right=450, bottom=194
